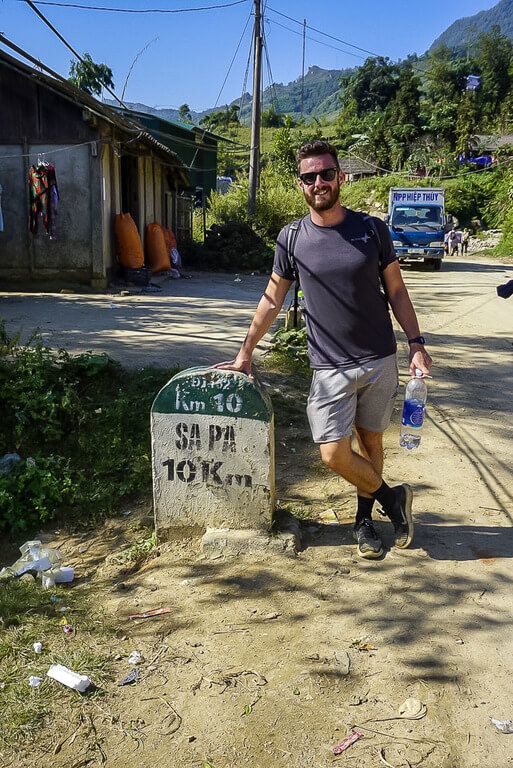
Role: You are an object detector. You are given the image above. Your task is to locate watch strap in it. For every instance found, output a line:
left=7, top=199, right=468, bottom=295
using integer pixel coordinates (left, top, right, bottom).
left=408, top=335, right=426, bottom=345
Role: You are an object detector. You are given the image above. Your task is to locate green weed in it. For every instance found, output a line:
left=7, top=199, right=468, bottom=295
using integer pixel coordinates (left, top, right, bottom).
left=0, top=324, right=178, bottom=532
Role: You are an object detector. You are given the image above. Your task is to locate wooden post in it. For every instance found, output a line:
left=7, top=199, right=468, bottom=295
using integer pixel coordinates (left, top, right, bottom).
left=248, top=0, right=262, bottom=218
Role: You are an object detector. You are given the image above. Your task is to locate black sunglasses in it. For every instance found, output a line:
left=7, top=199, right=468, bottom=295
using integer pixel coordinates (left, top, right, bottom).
left=299, top=167, right=338, bottom=185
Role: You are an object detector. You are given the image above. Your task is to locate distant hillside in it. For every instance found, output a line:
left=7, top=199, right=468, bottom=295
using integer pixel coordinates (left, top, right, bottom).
left=430, top=0, right=513, bottom=51
left=107, top=65, right=351, bottom=126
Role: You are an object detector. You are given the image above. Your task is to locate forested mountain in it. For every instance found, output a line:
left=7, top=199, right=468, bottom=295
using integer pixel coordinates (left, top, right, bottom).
left=107, top=65, right=351, bottom=125
left=430, top=0, right=513, bottom=52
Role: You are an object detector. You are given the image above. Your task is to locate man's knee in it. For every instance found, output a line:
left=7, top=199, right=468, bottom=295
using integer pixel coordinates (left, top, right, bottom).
left=319, top=437, right=352, bottom=471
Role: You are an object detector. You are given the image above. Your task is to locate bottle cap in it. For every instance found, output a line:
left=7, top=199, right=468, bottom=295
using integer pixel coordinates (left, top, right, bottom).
left=415, top=369, right=424, bottom=378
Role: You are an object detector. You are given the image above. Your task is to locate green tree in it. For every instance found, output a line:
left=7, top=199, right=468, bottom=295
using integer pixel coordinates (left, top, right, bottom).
left=422, top=46, right=467, bottom=147
left=476, top=26, right=513, bottom=121
left=179, top=103, right=193, bottom=122
left=337, top=97, right=362, bottom=150
left=261, top=104, right=285, bottom=128
left=455, top=91, right=479, bottom=155
left=385, top=65, right=423, bottom=168
left=341, top=56, right=401, bottom=116
left=68, top=53, right=114, bottom=96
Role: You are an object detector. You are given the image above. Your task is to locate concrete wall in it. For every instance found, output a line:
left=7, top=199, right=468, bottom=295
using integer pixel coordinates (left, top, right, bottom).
left=0, top=142, right=103, bottom=283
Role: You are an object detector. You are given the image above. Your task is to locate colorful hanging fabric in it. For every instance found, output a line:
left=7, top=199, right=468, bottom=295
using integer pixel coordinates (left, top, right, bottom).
left=28, top=163, right=59, bottom=238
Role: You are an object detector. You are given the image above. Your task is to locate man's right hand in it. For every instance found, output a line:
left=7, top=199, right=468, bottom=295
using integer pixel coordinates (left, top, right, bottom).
left=213, top=356, right=252, bottom=377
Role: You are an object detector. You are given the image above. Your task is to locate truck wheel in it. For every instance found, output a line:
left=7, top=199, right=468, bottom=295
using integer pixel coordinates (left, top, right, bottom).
left=425, top=259, right=436, bottom=270
left=434, top=260, right=442, bottom=271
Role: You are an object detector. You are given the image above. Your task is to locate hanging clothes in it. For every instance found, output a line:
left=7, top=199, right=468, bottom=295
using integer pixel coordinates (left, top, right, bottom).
left=28, top=163, right=59, bottom=238
left=0, top=183, right=3, bottom=233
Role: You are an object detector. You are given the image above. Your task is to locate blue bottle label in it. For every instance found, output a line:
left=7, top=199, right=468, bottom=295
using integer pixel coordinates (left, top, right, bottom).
left=402, top=400, right=425, bottom=429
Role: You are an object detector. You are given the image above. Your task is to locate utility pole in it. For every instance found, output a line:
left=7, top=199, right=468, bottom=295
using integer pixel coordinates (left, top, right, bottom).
left=248, top=0, right=262, bottom=218
left=301, top=18, right=306, bottom=118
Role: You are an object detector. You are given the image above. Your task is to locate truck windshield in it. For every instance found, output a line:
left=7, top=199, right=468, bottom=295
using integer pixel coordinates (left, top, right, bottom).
left=392, top=206, right=443, bottom=228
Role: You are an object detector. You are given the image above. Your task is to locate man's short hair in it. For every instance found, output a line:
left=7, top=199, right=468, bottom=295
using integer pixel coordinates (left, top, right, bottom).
left=296, top=140, right=339, bottom=172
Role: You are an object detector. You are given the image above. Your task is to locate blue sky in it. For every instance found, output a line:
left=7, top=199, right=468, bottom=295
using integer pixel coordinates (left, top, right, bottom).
left=0, top=0, right=499, bottom=111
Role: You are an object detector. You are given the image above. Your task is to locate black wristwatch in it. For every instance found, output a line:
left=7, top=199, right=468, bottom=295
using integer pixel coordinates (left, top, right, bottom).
left=408, top=335, right=426, bottom=345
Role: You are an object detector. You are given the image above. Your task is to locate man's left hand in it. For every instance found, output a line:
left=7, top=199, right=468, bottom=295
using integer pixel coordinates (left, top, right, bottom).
left=409, top=345, right=432, bottom=377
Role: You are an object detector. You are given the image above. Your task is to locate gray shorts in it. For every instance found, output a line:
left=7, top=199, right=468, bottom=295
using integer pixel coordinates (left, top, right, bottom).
left=306, top=354, right=399, bottom=443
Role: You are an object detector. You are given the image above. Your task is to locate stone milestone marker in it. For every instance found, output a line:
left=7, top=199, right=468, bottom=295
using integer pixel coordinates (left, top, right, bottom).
left=151, top=367, right=275, bottom=538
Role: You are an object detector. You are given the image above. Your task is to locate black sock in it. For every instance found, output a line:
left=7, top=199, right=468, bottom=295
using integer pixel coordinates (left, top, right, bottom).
left=371, top=481, right=396, bottom=512
left=355, top=496, right=374, bottom=527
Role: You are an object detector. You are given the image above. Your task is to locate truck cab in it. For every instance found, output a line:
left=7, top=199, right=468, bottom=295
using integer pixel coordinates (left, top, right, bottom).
left=387, top=188, right=446, bottom=271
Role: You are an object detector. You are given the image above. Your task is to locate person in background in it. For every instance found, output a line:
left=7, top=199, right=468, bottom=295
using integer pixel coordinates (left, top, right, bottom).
left=216, top=139, right=432, bottom=560
left=448, top=228, right=459, bottom=256
left=461, top=227, right=470, bottom=255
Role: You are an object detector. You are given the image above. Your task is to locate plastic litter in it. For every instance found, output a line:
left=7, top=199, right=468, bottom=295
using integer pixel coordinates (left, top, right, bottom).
left=398, top=698, right=427, bottom=720
left=47, top=664, right=91, bottom=692
left=0, top=541, right=74, bottom=585
left=318, top=508, right=339, bottom=524
left=63, top=624, right=74, bottom=636
left=33, top=642, right=43, bottom=654
left=118, top=668, right=140, bottom=686
left=332, top=729, right=364, bottom=755
left=128, top=607, right=172, bottom=620
left=128, top=651, right=142, bottom=665
left=42, top=573, right=56, bottom=590
left=28, top=675, right=43, bottom=688
left=491, top=718, right=513, bottom=734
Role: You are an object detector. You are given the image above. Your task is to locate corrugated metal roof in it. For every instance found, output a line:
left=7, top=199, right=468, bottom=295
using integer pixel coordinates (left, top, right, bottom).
left=339, top=157, right=377, bottom=175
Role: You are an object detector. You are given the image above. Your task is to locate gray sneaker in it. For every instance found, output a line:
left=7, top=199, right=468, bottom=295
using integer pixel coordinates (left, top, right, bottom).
left=353, top=519, right=384, bottom=559
left=381, top=484, right=414, bottom=548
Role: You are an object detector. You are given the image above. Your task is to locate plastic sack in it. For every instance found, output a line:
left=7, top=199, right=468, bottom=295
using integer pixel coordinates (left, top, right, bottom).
left=146, top=222, right=171, bottom=273
left=162, top=226, right=177, bottom=253
left=114, top=213, right=144, bottom=269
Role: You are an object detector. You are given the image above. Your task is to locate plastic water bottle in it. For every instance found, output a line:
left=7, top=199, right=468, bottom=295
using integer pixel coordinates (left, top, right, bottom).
left=400, top=369, right=427, bottom=450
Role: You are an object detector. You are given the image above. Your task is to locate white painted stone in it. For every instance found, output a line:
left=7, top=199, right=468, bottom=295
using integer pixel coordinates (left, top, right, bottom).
left=151, top=367, right=275, bottom=537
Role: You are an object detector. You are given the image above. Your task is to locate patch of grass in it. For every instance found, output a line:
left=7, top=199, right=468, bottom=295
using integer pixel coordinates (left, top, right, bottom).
left=0, top=580, right=119, bottom=754
left=106, top=528, right=156, bottom=566
left=0, top=324, right=179, bottom=532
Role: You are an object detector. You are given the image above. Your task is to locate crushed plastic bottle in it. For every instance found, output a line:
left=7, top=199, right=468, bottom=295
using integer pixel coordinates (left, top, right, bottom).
left=400, top=369, right=428, bottom=450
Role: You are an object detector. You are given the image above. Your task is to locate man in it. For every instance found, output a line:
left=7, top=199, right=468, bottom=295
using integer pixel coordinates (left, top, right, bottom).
left=448, top=228, right=459, bottom=256
left=217, top=140, right=432, bottom=559
left=461, top=227, right=470, bottom=255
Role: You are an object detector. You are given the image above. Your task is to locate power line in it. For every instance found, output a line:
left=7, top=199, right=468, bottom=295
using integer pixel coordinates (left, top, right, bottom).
left=19, top=0, right=248, bottom=12
left=238, top=22, right=253, bottom=118
left=188, top=8, right=253, bottom=170
left=266, top=17, right=366, bottom=62
left=22, top=0, right=129, bottom=109
left=266, top=5, right=380, bottom=58
left=262, top=23, right=278, bottom=111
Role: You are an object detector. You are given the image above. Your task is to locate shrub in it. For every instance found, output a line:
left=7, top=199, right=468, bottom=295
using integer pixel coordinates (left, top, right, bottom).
left=0, top=325, right=176, bottom=533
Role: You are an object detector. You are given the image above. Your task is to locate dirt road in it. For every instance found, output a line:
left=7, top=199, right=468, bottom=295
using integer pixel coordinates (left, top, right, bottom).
left=2, top=254, right=513, bottom=768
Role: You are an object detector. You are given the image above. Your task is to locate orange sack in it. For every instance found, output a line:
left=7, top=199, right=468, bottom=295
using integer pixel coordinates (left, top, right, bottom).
left=146, top=222, right=171, bottom=273
left=162, top=226, right=177, bottom=253
left=114, top=213, right=144, bottom=269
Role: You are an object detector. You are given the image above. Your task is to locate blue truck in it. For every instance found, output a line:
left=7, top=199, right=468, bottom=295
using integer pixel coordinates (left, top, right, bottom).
left=386, top=188, right=447, bottom=271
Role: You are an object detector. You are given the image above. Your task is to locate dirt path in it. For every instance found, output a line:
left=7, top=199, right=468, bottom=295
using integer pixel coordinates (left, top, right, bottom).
left=2, top=255, right=513, bottom=768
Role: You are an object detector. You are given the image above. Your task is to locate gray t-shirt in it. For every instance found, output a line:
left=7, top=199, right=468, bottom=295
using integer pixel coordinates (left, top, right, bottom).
left=273, top=209, right=397, bottom=369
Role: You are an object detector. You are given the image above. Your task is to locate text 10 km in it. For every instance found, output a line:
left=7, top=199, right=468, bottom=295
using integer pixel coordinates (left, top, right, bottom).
left=175, top=385, right=243, bottom=414
left=162, top=458, right=252, bottom=488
